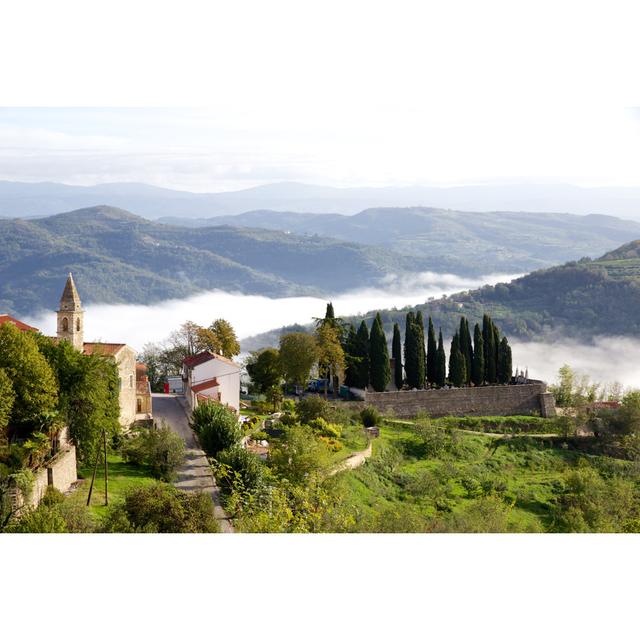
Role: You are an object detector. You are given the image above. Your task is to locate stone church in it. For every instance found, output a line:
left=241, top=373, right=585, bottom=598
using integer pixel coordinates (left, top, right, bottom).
left=56, top=273, right=138, bottom=427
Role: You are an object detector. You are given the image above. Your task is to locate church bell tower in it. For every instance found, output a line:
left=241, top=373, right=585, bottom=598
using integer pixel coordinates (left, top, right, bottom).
left=57, top=273, right=84, bottom=352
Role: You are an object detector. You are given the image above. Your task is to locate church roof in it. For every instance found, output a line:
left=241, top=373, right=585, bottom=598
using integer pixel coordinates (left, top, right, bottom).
left=0, top=314, right=38, bottom=332
left=59, top=273, right=82, bottom=311
left=83, top=342, right=126, bottom=356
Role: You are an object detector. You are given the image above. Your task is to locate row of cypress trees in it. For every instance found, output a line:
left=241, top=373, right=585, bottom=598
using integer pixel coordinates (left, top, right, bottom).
left=343, top=312, right=390, bottom=392
left=343, top=310, right=512, bottom=391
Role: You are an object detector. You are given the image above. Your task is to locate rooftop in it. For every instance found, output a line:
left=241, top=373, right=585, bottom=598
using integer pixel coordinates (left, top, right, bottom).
left=183, top=350, right=240, bottom=369
left=0, top=314, right=38, bottom=332
left=83, top=342, right=126, bottom=356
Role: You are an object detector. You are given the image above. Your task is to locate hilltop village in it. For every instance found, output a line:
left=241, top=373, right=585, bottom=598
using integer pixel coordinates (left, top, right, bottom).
left=2, top=274, right=640, bottom=534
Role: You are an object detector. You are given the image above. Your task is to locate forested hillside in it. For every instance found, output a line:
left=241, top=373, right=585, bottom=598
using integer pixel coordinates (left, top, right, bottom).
left=354, top=242, right=640, bottom=340
left=159, top=207, right=640, bottom=274
left=0, top=205, right=435, bottom=316
left=243, top=241, right=640, bottom=349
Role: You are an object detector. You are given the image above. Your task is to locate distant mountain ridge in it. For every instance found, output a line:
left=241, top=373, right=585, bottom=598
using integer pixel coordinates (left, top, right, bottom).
left=158, top=206, right=640, bottom=275
left=4, top=179, right=640, bottom=219
left=0, top=205, right=444, bottom=316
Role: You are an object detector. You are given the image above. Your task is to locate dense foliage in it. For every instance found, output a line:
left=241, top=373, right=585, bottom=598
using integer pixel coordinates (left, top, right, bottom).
left=101, top=483, right=219, bottom=533
left=190, top=402, right=242, bottom=458
left=121, top=424, right=186, bottom=481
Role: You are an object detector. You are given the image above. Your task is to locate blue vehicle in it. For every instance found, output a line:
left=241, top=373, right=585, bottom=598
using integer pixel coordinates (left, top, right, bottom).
left=306, top=378, right=329, bottom=393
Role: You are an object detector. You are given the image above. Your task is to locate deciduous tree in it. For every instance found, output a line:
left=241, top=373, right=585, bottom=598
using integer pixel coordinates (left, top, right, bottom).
left=279, top=332, right=318, bottom=388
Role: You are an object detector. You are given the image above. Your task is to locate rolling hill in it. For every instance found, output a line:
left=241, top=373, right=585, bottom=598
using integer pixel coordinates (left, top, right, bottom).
left=159, top=207, right=640, bottom=274
left=241, top=240, right=640, bottom=350
left=0, top=205, right=440, bottom=316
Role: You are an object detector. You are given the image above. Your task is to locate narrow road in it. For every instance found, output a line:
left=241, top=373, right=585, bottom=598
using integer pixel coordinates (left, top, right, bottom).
left=328, top=440, right=373, bottom=476
left=152, top=393, right=234, bottom=533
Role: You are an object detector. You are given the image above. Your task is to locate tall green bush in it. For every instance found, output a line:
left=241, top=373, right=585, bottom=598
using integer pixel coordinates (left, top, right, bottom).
left=190, top=402, right=241, bottom=458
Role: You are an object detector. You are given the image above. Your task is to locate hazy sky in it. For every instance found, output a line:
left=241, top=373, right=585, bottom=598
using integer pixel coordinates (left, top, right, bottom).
left=3, top=2, right=640, bottom=192
left=2, top=106, right=640, bottom=193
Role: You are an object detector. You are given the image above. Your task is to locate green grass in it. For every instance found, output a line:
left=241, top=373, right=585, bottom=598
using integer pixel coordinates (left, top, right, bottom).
left=329, top=418, right=637, bottom=532
left=68, top=453, right=157, bottom=519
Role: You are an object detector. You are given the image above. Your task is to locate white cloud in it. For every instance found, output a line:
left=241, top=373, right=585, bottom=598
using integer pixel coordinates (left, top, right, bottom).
left=512, top=338, right=640, bottom=390
left=24, top=272, right=519, bottom=351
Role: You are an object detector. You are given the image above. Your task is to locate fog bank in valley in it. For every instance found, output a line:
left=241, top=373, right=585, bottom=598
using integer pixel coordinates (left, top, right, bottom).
left=26, top=272, right=519, bottom=351
left=24, top=271, right=640, bottom=390
left=511, top=337, right=640, bottom=390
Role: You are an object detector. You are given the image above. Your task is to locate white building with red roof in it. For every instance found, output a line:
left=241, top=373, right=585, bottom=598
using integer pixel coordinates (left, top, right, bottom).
left=183, top=351, right=241, bottom=413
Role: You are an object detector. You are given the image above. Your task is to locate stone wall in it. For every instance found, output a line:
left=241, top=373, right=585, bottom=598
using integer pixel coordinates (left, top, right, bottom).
left=11, top=444, right=78, bottom=512
left=363, top=382, right=555, bottom=419
left=116, top=346, right=137, bottom=427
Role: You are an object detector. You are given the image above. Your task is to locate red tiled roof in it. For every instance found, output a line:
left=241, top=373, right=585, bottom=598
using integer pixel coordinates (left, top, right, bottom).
left=191, top=378, right=220, bottom=394
left=83, top=342, right=126, bottom=356
left=0, top=314, right=38, bottom=332
left=183, top=350, right=239, bottom=369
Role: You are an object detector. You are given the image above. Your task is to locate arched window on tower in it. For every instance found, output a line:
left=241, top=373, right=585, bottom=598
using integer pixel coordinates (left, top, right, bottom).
left=62, top=317, right=69, bottom=331
left=76, top=318, right=81, bottom=331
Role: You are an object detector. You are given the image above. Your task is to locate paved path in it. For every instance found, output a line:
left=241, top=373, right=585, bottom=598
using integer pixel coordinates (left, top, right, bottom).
left=152, top=393, right=234, bottom=533
left=328, top=440, right=373, bottom=476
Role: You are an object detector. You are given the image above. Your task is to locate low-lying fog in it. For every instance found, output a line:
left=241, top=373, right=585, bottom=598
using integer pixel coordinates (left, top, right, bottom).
left=25, top=271, right=640, bottom=389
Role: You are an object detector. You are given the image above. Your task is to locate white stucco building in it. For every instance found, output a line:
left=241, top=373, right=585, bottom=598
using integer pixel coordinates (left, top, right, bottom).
left=183, top=351, right=241, bottom=413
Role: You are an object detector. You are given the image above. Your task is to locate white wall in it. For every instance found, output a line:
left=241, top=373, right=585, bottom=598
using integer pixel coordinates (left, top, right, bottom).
left=189, top=357, right=240, bottom=413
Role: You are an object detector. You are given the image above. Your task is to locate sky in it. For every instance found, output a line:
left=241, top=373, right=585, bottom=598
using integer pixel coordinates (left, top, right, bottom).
left=2, top=106, right=640, bottom=193
left=2, top=3, right=640, bottom=192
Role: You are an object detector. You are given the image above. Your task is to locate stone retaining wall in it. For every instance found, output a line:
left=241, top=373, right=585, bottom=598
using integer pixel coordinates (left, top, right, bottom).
left=10, top=445, right=78, bottom=513
left=362, top=383, right=555, bottom=419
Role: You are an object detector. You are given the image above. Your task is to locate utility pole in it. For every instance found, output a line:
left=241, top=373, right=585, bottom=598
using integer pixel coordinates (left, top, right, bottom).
left=103, top=429, right=109, bottom=506
left=86, top=444, right=101, bottom=507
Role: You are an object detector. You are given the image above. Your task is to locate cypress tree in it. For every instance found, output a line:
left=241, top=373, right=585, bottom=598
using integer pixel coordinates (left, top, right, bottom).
left=459, top=317, right=473, bottom=385
left=325, top=302, right=335, bottom=320
left=426, top=316, right=437, bottom=387
left=392, top=322, right=403, bottom=390
left=483, top=314, right=497, bottom=384
left=369, top=313, right=391, bottom=392
left=404, top=312, right=417, bottom=388
left=415, top=311, right=426, bottom=389
left=448, top=332, right=467, bottom=387
left=472, top=323, right=485, bottom=386
left=343, top=323, right=358, bottom=388
left=497, top=336, right=513, bottom=384
left=492, top=321, right=500, bottom=381
left=353, top=320, right=370, bottom=389
left=435, top=329, right=446, bottom=388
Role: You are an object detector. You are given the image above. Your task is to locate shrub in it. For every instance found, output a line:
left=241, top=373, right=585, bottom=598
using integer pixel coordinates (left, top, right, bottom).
left=121, top=424, right=185, bottom=481
left=191, top=403, right=242, bottom=458
left=216, top=446, right=264, bottom=493
left=6, top=487, right=96, bottom=533
left=296, top=396, right=331, bottom=425
left=268, top=425, right=331, bottom=483
left=278, top=412, right=299, bottom=427
left=281, top=399, right=296, bottom=413
left=360, top=407, right=381, bottom=428
left=8, top=504, right=68, bottom=533
left=308, top=417, right=342, bottom=438
left=101, top=483, right=219, bottom=533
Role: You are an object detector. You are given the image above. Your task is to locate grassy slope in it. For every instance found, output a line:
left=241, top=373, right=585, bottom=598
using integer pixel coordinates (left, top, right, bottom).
left=331, top=420, right=631, bottom=532
left=67, top=453, right=156, bottom=520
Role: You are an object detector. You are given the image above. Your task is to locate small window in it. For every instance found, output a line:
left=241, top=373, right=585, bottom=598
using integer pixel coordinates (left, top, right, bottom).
left=76, top=318, right=81, bottom=331
left=62, top=317, right=69, bottom=331
left=130, top=374, right=134, bottom=388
